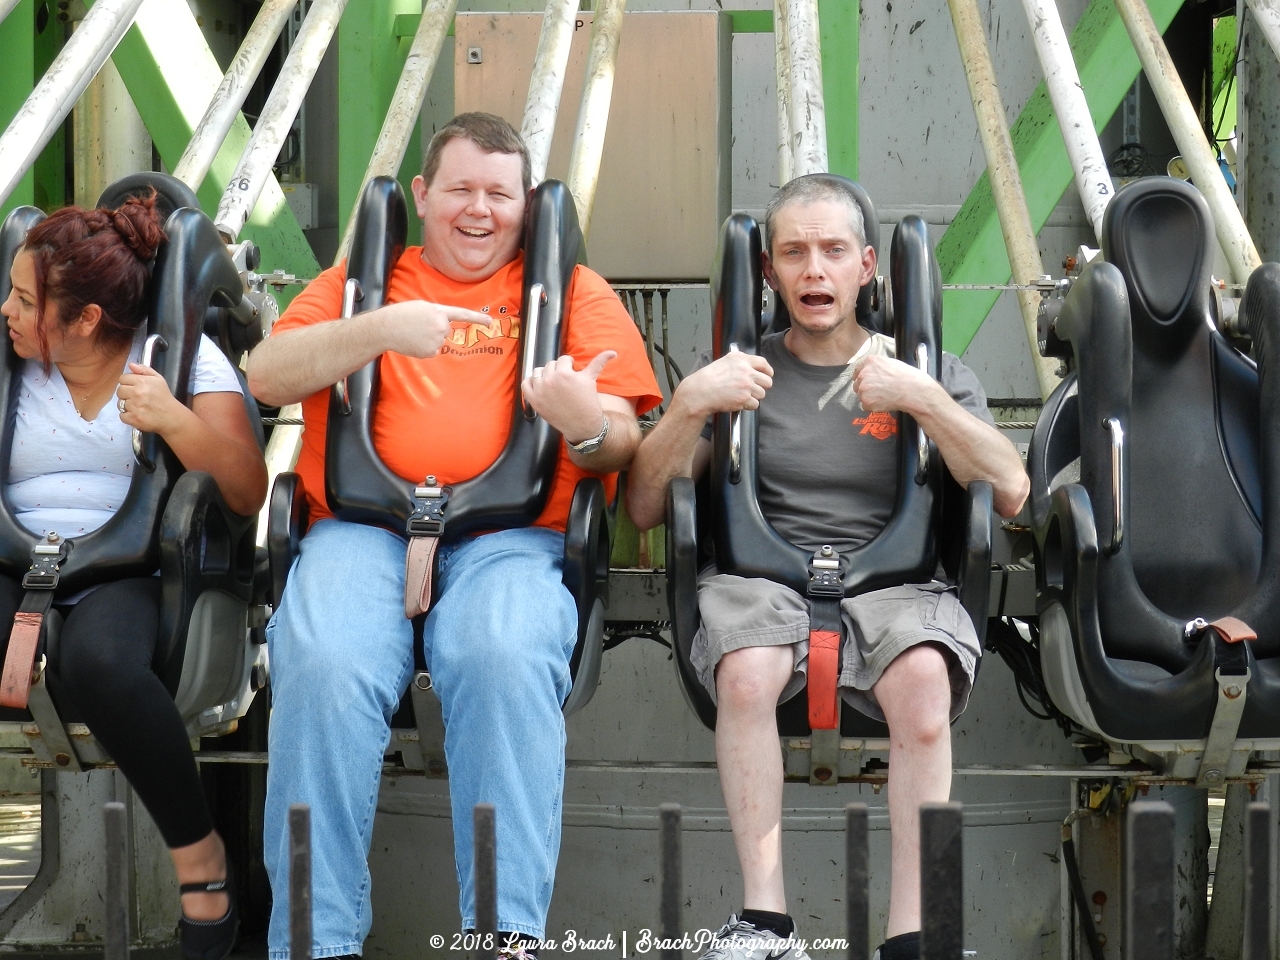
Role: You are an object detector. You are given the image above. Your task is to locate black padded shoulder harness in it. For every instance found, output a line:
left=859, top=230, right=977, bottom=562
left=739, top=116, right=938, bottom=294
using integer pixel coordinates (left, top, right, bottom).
left=0, top=198, right=241, bottom=706
left=708, top=212, right=945, bottom=729
left=322, top=176, right=583, bottom=616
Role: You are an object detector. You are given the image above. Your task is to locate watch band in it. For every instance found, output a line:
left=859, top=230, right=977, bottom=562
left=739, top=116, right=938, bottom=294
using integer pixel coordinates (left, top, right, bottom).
left=567, top=415, right=610, bottom=454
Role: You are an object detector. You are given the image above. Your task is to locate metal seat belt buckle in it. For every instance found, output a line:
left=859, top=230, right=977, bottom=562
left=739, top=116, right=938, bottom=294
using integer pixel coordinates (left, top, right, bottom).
left=405, top=478, right=448, bottom=620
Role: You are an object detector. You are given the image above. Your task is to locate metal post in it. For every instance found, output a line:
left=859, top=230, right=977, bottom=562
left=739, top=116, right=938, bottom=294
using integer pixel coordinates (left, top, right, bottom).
left=1244, top=0, right=1280, bottom=86
left=103, top=801, right=129, bottom=960
left=566, top=0, right=626, bottom=241
left=289, top=803, right=312, bottom=960
left=660, top=803, right=682, bottom=960
left=774, top=0, right=795, bottom=185
left=846, top=804, right=868, bottom=960
left=1112, top=0, right=1260, bottom=284
left=920, top=803, right=963, bottom=960
left=1243, top=803, right=1272, bottom=960
left=784, top=0, right=827, bottom=177
left=214, top=0, right=349, bottom=242
left=172, top=0, right=297, bottom=190
left=522, top=0, right=578, bottom=186
left=1017, top=0, right=1113, bottom=239
left=0, top=0, right=147, bottom=207
left=474, top=803, right=498, bottom=960
left=1205, top=783, right=1252, bottom=960
left=945, top=0, right=1061, bottom=401
left=1125, top=801, right=1175, bottom=960
left=334, top=0, right=457, bottom=264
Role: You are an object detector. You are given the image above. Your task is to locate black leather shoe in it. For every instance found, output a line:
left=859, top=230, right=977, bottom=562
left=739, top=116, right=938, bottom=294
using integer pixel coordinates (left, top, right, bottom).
left=178, top=865, right=239, bottom=960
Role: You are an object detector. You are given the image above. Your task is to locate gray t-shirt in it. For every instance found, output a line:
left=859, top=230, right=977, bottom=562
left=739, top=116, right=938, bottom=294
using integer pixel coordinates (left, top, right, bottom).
left=698, top=331, right=993, bottom=556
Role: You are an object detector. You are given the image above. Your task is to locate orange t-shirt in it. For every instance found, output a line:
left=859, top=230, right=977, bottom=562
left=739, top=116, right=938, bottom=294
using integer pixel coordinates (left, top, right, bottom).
left=273, top=249, right=663, bottom=532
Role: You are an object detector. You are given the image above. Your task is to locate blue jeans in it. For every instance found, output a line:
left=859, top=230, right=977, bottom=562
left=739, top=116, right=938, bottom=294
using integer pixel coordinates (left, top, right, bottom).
left=264, top=519, right=577, bottom=959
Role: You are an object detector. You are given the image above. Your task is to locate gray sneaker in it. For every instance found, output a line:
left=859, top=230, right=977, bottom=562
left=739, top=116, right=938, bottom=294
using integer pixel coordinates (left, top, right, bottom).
left=697, top=915, right=812, bottom=960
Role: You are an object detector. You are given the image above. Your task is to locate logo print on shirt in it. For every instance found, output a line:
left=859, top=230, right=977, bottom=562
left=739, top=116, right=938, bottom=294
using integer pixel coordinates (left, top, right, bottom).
left=442, top=307, right=521, bottom=352
left=852, top=412, right=898, bottom=440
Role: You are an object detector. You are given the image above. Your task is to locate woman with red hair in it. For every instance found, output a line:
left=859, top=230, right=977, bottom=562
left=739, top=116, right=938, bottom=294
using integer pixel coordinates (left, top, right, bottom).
left=0, top=194, right=266, bottom=960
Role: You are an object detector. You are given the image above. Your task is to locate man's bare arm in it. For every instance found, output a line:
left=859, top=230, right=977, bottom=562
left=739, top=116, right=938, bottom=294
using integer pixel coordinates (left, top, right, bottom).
left=246, top=300, right=491, bottom=407
left=625, top=352, right=773, bottom=531
left=854, top=355, right=1029, bottom=517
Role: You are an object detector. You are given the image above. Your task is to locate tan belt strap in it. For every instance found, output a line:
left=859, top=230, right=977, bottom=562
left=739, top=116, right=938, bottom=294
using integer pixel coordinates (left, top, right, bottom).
left=1208, top=616, right=1256, bottom=644
left=0, top=610, right=45, bottom=708
left=404, top=537, right=441, bottom=619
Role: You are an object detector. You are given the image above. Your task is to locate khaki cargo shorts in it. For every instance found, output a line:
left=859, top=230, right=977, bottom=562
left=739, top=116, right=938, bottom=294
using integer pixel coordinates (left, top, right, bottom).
left=691, top=572, right=981, bottom=723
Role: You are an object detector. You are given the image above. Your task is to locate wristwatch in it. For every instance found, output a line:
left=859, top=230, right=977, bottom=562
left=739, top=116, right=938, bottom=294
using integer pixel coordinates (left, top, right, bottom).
left=567, top=416, right=610, bottom=455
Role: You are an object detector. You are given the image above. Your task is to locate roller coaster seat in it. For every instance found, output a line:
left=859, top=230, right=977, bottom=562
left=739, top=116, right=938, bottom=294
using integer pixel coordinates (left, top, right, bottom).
left=266, top=176, right=612, bottom=773
left=665, top=206, right=993, bottom=784
left=0, top=173, right=267, bottom=772
left=1028, top=176, right=1280, bottom=784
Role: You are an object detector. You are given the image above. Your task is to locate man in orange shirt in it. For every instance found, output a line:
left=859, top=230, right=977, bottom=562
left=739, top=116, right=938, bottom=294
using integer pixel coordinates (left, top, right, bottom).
left=247, top=113, right=662, bottom=960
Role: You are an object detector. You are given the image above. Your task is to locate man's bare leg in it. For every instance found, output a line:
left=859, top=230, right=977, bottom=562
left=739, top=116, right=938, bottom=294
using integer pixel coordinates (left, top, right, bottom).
left=873, top=643, right=955, bottom=939
left=714, top=644, right=796, bottom=913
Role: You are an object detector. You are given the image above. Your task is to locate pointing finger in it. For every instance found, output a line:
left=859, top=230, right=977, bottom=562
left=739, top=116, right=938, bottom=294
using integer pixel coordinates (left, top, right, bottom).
left=442, top=306, right=492, bottom=326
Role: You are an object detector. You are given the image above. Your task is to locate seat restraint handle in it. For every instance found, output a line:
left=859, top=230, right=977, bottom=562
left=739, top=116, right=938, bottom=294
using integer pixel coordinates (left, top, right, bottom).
left=521, top=283, right=547, bottom=422
left=404, top=476, right=449, bottom=619
left=0, top=533, right=66, bottom=709
left=1104, top=417, right=1124, bottom=553
left=728, top=344, right=742, bottom=484
left=914, top=344, right=929, bottom=485
left=806, top=545, right=845, bottom=731
left=131, top=334, right=169, bottom=473
left=334, top=278, right=364, bottom=416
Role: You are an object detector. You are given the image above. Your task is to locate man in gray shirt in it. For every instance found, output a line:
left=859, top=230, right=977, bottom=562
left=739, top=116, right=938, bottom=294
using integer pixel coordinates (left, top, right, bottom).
left=626, top=174, right=1029, bottom=960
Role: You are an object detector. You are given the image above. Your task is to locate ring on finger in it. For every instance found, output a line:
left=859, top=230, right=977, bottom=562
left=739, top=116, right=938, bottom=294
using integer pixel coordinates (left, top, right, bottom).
left=117, top=398, right=127, bottom=414
left=532, top=370, right=543, bottom=379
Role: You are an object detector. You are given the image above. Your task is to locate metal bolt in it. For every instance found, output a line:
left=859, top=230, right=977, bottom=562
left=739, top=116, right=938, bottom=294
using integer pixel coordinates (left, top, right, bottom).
left=1226, top=684, right=1243, bottom=699
left=54, top=753, right=70, bottom=767
left=426, top=475, right=437, bottom=486
left=814, top=767, right=833, bottom=782
left=820, top=544, right=834, bottom=557
left=427, top=759, right=447, bottom=776
left=1204, top=769, right=1223, bottom=784
left=467, top=46, right=483, bottom=63
left=46, top=531, right=57, bottom=543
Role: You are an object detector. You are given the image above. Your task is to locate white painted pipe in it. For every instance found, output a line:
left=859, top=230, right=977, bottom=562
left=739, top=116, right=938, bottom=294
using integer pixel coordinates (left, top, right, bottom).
left=1019, top=0, right=1112, bottom=239
left=1113, top=0, right=1260, bottom=283
left=0, top=0, right=147, bottom=208
left=946, top=0, right=1061, bottom=399
left=1245, top=0, right=1280, bottom=65
left=522, top=0, right=578, bottom=186
left=0, top=0, right=24, bottom=27
left=774, top=0, right=795, bottom=185
left=566, top=0, right=626, bottom=241
left=783, top=0, right=827, bottom=177
left=173, top=0, right=297, bottom=190
left=214, top=0, right=348, bottom=241
left=334, top=0, right=457, bottom=265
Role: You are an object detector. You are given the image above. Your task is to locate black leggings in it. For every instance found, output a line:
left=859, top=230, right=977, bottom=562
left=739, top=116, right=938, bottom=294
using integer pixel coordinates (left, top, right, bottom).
left=0, top=575, right=213, bottom=848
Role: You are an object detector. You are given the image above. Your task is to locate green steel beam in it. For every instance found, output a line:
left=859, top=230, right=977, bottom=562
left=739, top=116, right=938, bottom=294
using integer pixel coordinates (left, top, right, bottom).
left=0, top=1, right=37, bottom=219
left=1212, top=15, right=1236, bottom=99
left=338, top=0, right=424, bottom=250
left=936, top=0, right=1186, bottom=356
left=818, top=0, right=857, bottom=180
left=83, top=0, right=319, bottom=295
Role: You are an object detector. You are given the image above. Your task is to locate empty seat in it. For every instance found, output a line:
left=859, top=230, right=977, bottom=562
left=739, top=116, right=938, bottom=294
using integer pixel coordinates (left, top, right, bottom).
left=1028, top=176, right=1280, bottom=784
